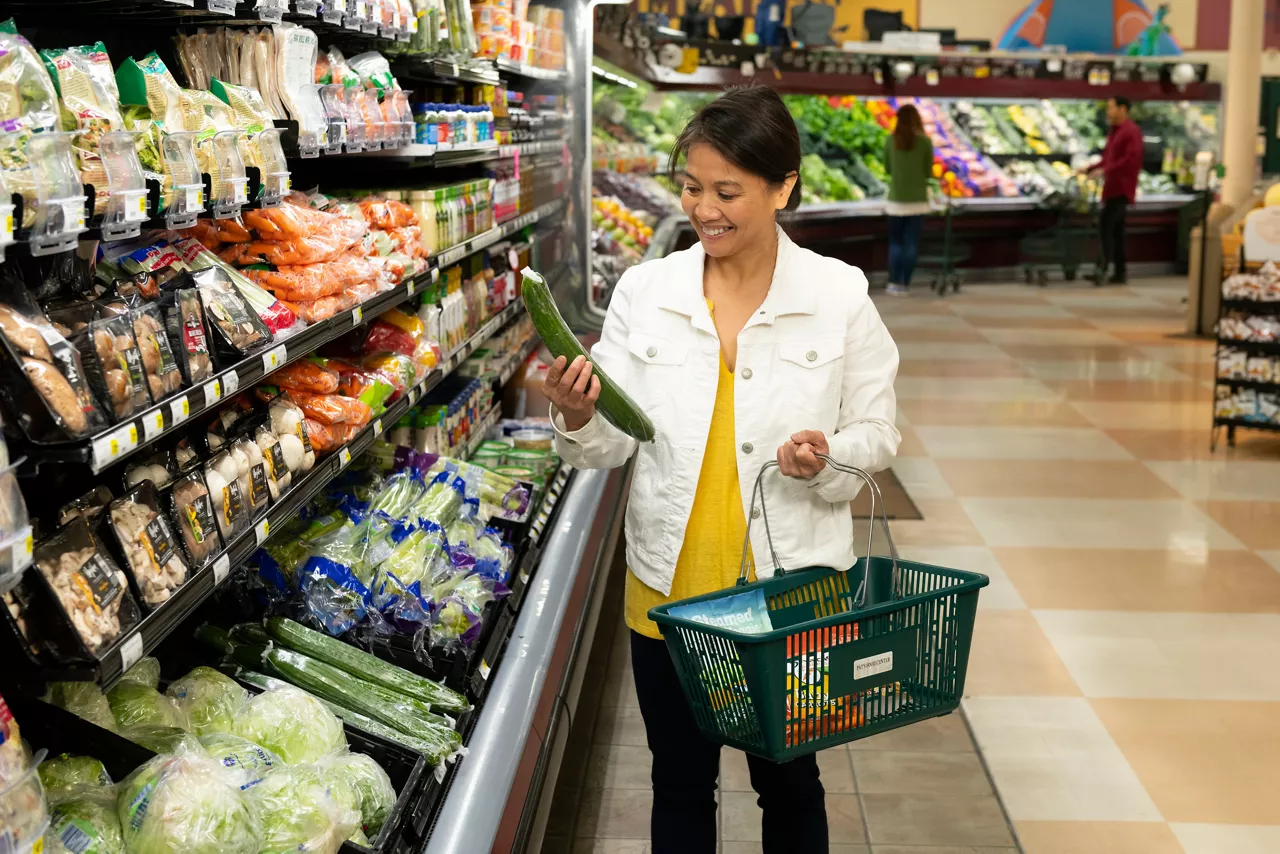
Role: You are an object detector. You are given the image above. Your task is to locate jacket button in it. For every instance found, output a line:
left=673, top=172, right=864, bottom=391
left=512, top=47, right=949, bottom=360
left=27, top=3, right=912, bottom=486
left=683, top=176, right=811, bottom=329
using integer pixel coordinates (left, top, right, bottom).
left=741, top=367, right=752, bottom=380
left=751, top=507, right=761, bottom=519
left=741, top=442, right=753, bottom=454
left=806, top=350, right=818, bottom=362
left=646, top=346, right=657, bottom=358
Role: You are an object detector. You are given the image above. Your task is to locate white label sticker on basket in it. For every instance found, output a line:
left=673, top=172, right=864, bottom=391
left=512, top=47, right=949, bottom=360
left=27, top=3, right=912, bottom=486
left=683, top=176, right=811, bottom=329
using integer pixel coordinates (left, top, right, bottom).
left=119, top=633, right=144, bottom=673
left=854, top=651, right=894, bottom=681
left=212, top=553, right=231, bottom=584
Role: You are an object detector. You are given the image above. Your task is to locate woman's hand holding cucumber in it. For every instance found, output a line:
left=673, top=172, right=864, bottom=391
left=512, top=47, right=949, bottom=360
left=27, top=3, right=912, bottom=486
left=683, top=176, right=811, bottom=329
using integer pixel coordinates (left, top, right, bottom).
left=545, top=355, right=601, bottom=433
left=777, top=430, right=829, bottom=479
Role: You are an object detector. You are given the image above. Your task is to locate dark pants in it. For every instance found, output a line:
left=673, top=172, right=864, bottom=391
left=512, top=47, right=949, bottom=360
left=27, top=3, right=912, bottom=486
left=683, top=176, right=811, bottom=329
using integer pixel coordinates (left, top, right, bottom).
left=888, top=215, right=924, bottom=286
left=630, top=630, right=828, bottom=854
left=1099, top=197, right=1128, bottom=281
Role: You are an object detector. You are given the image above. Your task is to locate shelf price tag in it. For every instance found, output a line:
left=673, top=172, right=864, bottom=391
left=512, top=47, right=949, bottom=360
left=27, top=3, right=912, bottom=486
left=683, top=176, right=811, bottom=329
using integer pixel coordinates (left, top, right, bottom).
left=222, top=371, right=240, bottom=396
left=405, top=279, right=415, bottom=298
left=203, top=379, right=223, bottom=407
left=119, top=633, right=144, bottom=673
left=207, top=0, right=237, bottom=13
left=142, top=409, right=166, bottom=440
left=338, top=448, right=351, bottom=468
left=478, top=658, right=491, bottom=680
left=254, top=518, right=271, bottom=546
left=351, top=306, right=363, bottom=324
left=261, top=344, right=288, bottom=373
left=212, top=553, right=231, bottom=584
left=169, top=395, right=190, bottom=426
left=373, top=419, right=383, bottom=436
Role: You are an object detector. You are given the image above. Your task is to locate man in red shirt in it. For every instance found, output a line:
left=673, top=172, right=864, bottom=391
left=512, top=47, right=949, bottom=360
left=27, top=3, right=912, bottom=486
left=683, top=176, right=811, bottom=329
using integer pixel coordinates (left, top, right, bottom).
left=1086, top=96, right=1143, bottom=285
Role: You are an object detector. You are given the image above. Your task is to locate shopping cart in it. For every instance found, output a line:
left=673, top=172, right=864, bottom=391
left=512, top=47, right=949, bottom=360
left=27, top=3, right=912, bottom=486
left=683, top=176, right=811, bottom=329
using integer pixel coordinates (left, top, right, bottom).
left=649, top=457, right=989, bottom=762
left=1018, top=183, right=1099, bottom=286
left=915, top=198, right=970, bottom=296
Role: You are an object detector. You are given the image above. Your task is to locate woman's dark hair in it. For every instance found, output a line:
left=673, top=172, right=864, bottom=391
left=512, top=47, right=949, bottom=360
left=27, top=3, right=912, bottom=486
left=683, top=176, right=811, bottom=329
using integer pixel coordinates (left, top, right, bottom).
left=668, top=85, right=803, bottom=211
left=894, top=103, right=925, bottom=151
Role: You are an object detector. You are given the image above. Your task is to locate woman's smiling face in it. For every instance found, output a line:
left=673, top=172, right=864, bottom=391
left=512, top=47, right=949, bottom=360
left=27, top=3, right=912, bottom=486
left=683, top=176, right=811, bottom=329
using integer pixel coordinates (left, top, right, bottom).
left=680, top=142, right=795, bottom=258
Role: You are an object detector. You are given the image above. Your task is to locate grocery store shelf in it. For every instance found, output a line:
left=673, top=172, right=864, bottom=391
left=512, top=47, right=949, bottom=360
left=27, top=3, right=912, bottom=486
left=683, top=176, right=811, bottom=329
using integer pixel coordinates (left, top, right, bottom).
left=436, top=198, right=565, bottom=267
left=16, top=199, right=565, bottom=476
left=1222, top=298, right=1280, bottom=316
left=495, top=58, right=568, bottom=82
left=1218, top=338, right=1280, bottom=356
left=498, top=140, right=565, bottom=157
left=424, top=466, right=612, bottom=854
left=463, top=405, right=504, bottom=459
left=27, top=293, right=535, bottom=692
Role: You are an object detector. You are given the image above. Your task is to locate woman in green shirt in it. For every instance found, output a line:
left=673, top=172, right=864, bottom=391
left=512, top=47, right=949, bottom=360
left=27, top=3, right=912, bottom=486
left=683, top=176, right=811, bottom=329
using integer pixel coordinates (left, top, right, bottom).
left=883, top=103, right=934, bottom=295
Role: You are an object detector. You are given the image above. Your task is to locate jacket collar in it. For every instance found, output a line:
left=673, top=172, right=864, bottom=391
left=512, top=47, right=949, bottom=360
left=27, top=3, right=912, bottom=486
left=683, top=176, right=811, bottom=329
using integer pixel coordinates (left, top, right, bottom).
left=656, top=225, right=816, bottom=330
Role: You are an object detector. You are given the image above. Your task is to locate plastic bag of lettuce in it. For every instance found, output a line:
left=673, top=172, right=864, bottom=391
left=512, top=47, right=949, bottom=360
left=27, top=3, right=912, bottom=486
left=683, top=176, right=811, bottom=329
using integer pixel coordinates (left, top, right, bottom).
left=116, top=743, right=261, bottom=854
left=165, top=667, right=248, bottom=736
left=39, top=754, right=124, bottom=854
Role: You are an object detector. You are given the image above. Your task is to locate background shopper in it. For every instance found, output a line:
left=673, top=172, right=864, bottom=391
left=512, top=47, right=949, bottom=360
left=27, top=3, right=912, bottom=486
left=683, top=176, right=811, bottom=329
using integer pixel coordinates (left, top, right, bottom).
left=544, top=86, right=900, bottom=854
left=1086, top=95, right=1143, bottom=285
left=883, top=103, right=935, bottom=296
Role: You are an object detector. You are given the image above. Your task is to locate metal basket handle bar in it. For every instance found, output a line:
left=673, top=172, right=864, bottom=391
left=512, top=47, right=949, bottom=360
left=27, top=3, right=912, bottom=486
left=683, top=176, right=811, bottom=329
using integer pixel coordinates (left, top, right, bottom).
left=737, top=453, right=901, bottom=609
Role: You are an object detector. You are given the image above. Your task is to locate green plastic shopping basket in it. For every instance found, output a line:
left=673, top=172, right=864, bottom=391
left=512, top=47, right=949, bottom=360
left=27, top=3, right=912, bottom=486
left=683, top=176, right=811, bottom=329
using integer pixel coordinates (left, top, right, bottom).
left=650, top=455, right=989, bottom=762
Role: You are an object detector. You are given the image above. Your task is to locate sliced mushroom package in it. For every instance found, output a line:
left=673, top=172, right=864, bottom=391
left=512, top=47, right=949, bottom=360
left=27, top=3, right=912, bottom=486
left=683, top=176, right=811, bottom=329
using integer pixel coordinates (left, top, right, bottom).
left=107, top=481, right=190, bottom=609
left=32, top=517, right=141, bottom=658
left=159, top=285, right=214, bottom=385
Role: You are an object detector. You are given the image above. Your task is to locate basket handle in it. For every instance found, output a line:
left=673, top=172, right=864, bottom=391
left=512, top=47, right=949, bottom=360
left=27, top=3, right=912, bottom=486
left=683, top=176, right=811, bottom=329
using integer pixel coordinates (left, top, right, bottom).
left=737, top=453, right=901, bottom=609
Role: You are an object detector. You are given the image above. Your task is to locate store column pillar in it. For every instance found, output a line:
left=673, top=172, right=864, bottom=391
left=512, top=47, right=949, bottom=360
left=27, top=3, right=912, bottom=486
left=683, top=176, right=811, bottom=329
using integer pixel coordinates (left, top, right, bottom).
left=1222, top=0, right=1265, bottom=208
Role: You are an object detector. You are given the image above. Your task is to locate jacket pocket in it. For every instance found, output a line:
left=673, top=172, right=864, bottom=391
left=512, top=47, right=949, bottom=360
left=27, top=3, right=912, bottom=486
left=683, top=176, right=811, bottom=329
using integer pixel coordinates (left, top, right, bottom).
left=779, top=338, right=843, bottom=416
left=627, top=332, right=690, bottom=413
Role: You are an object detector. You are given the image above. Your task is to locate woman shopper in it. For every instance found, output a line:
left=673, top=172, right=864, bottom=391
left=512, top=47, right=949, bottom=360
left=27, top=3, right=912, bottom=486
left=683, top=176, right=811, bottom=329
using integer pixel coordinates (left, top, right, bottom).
left=543, top=86, right=900, bottom=854
left=883, top=102, right=934, bottom=295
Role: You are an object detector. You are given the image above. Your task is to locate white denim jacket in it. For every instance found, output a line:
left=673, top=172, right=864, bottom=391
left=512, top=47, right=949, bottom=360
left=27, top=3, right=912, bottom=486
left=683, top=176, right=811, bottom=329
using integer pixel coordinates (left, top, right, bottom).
left=552, top=227, right=901, bottom=596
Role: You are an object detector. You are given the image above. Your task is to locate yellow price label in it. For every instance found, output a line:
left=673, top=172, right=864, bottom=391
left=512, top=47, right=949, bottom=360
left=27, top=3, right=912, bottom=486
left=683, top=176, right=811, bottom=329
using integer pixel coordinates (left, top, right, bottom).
left=355, top=0, right=366, bottom=16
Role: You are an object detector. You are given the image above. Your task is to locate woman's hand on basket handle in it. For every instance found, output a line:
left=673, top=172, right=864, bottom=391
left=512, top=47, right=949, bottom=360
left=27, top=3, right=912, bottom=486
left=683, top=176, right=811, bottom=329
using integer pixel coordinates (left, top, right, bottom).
left=777, top=431, right=829, bottom=479
left=545, top=355, right=600, bottom=433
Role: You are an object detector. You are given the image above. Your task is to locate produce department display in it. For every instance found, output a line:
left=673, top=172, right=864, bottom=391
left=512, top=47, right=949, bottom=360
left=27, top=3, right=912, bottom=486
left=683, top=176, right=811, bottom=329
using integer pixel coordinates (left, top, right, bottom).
left=0, top=1, right=592, bottom=850
left=593, top=72, right=1216, bottom=206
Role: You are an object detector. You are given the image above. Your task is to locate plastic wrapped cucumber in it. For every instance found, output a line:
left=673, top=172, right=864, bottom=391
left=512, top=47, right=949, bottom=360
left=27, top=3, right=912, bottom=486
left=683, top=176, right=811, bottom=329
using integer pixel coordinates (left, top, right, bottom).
left=264, top=647, right=456, bottom=736
left=521, top=267, right=655, bottom=442
left=265, top=617, right=469, bottom=713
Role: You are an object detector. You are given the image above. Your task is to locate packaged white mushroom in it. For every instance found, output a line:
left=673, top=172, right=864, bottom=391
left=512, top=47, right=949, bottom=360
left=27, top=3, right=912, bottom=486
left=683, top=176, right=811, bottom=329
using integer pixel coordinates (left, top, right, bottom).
left=204, top=450, right=247, bottom=540
left=124, top=450, right=176, bottom=492
left=229, top=435, right=269, bottom=516
left=269, top=395, right=315, bottom=473
left=166, top=470, right=224, bottom=569
left=107, top=482, right=190, bottom=609
left=34, top=518, right=140, bottom=657
left=254, top=422, right=290, bottom=500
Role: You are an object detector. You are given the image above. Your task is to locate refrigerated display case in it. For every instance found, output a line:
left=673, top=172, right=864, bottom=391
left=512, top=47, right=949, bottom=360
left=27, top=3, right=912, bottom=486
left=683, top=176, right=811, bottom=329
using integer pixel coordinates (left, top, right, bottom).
left=0, top=3, right=644, bottom=853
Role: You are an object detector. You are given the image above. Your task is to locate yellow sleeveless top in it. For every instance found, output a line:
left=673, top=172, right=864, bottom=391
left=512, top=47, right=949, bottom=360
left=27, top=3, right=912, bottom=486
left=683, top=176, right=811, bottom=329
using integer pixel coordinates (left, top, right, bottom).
left=625, top=316, right=755, bottom=640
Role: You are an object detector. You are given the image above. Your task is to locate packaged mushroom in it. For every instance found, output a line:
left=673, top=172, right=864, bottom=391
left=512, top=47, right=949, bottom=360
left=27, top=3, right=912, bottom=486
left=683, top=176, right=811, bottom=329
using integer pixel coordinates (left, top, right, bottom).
left=254, top=421, right=291, bottom=501
left=34, top=518, right=141, bottom=658
left=268, top=393, right=315, bottom=474
left=159, top=285, right=214, bottom=385
left=107, top=481, right=189, bottom=609
left=57, top=485, right=114, bottom=528
left=0, top=292, right=107, bottom=441
left=131, top=303, right=184, bottom=401
left=124, top=450, right=176, bottom=492
left=166, top=470, right=223, bottom=569
left=190, top=266, right=272, bottom=368
left=173, top=436, right=200, bottom=474
left=204, top=450, right=248, bottom=540
left=71, top=313, right=152, bottom=423
left=228, top=435, right=270, bottom=516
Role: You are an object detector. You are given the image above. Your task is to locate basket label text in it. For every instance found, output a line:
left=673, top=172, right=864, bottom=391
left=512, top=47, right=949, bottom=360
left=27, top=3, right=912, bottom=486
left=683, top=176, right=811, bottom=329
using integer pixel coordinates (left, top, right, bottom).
left=854, top=651, right=894, bottom=681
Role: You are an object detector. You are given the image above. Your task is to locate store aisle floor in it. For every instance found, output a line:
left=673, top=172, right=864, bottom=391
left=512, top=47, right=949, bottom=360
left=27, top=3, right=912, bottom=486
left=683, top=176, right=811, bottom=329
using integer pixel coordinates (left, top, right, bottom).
left=543, top=277, right=1280, bottom=854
